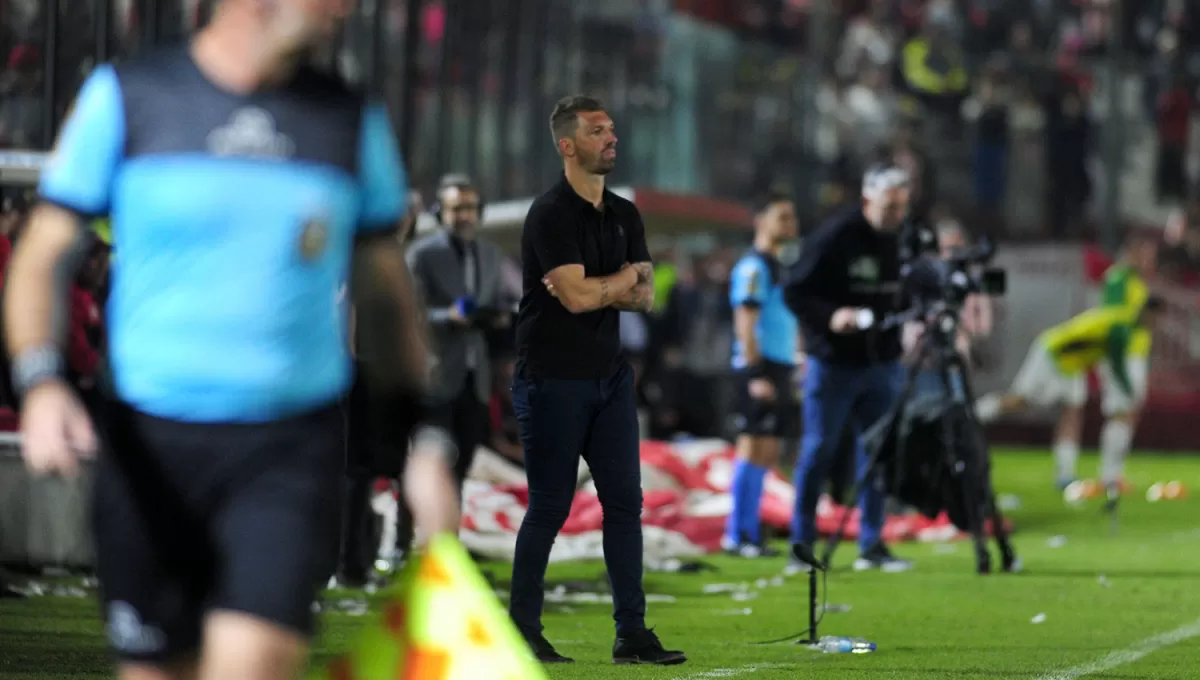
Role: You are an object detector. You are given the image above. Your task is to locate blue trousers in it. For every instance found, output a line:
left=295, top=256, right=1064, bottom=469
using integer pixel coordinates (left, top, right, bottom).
left=792, top=358, right=902, bottom=552
left=508, top=362, right=645, bottom=637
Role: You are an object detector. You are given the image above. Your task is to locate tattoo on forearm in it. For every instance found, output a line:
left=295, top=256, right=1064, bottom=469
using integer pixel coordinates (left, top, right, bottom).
left=612, top=263, right=655, bottom=312
left=600, top=278, right=610, bottom=306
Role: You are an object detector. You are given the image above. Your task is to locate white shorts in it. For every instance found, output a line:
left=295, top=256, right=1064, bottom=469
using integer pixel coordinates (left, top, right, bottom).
left=1098, top=354, right=1149, bottom=416
left=1010, top=341, right=1088, bottom=408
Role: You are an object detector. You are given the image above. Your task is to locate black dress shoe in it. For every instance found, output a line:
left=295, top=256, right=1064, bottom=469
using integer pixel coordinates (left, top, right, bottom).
left=613, top=628, right=687, bottom=665
left=526, top=633, right=574, bottom=663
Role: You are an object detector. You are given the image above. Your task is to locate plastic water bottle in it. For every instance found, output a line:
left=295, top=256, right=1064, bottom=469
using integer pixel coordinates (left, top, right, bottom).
left=814, top=636, right=876, bottom=654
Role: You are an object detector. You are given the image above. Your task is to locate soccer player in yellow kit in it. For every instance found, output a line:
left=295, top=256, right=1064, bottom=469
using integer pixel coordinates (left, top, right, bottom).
left=975, top=298, right=1162, bottom=491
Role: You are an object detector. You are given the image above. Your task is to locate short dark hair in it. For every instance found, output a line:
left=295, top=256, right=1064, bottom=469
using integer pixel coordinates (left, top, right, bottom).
left=549, top=95, right=606, bottom=146
left=753, top=189, right=794, bottom=216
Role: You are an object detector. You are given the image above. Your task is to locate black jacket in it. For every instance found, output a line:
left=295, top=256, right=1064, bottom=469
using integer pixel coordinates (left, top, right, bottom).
left=783, top=207, right=903, bottom=366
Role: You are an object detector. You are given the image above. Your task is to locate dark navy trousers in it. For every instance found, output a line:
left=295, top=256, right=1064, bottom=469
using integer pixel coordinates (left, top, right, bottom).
left=508, top=361, right=646, bottom=637
left=791, top=358, right=902, bottom=552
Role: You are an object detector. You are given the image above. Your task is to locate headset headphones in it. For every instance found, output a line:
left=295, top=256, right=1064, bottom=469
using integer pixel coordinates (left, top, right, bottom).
left=430, top=173, right=486, bottom=226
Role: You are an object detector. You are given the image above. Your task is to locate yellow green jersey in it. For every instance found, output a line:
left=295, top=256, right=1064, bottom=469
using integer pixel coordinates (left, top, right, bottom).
left=1100, top=263, right=1151, bottom=357
left=1039, top=306, right=1136, bottom=395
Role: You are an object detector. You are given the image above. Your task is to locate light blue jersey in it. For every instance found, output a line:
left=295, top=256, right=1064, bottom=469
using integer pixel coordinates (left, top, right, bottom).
left=729, top=250, right=798, bottom=368
left=40, top=50, right=407, bottom=422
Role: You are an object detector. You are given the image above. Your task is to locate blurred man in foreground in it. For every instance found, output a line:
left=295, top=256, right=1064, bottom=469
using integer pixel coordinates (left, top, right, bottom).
left=4, top=1, right=457, bottom=679
left=724, top=191, right=800, bottom=558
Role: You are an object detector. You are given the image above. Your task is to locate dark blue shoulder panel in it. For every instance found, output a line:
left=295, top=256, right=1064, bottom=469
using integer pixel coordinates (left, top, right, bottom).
left=115, top=48, right=364, bottom=174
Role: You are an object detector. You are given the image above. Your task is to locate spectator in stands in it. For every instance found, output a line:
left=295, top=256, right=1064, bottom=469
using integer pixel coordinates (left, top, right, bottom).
left=1155, top=72, right=1191, bottom=202
left=844, top=64, right=898, bottom=163
left=889, top=121, right=936, bottom=224
left=962, top=71, right=1010, bottom=215
left=1006, top=19, right=1048, bottom=94
left=0, top=44, right=44, bottom=148
left=836, top=0, right=897, bottom=80
left=1005, top=81, right=1047, bottom=232
left=1046, top=88, right=1093, bottom=237
left=900, top=9, right=969, bottom=118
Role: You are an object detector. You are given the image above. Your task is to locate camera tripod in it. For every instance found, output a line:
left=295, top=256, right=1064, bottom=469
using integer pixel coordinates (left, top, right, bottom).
left=819, top=305, right=1019, bottom=576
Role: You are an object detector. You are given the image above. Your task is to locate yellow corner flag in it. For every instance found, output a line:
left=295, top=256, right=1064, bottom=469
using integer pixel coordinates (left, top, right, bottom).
left=320, top=533, right=548, bottom=680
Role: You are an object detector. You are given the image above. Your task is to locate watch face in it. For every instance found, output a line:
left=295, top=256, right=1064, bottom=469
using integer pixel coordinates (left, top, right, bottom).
left=856, top=308, right=876, bottom=329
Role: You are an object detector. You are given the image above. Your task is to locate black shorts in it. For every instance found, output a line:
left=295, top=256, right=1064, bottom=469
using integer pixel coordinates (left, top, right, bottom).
left=91, top=397, right=345, bottom=662
left=732, top=363, right=801, bottom=439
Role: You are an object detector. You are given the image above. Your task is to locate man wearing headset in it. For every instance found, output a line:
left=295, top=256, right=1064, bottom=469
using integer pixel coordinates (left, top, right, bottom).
left=406, top=174, right=512, bottom=498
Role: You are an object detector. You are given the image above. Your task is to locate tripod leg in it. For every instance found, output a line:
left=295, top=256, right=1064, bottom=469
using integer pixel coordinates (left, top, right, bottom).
left=963, top=474, right=992, bottom=574
left=946, top=356, right=997, bottom=574
left=989, top=490, right=1019, bottom=572
left=943, top=404, right=990, bottom=574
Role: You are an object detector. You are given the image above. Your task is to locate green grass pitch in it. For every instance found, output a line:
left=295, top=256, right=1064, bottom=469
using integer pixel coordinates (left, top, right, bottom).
left=2, top=450, right=1198, bottom=679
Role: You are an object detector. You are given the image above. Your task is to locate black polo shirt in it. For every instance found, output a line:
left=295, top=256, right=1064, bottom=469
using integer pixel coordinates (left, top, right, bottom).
left=515, top=175, right=651, bottom=379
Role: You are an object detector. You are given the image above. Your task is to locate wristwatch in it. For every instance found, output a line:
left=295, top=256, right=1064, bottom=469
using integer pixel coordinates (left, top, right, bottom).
left=12, top=345, right=65, bottom=399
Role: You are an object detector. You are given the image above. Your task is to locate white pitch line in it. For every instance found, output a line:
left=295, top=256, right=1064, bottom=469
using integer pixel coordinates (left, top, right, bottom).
left=1034, top=616, right=1200, bottom=680
left=671, top=662, right=790, bottom=679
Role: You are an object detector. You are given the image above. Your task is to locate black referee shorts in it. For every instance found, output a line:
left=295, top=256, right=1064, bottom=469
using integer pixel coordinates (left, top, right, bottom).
left=731, top=362, right=801, bottom=439
left=91, top=396, right=345, bottom=663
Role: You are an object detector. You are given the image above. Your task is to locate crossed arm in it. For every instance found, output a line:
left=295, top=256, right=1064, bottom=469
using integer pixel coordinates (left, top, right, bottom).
left=610, top=262, right=654, bottom=312
left=544, top=261, right=654, bottom=314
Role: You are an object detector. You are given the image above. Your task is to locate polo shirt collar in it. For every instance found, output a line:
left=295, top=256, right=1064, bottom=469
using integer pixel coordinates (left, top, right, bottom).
left=557, top=173, right=615, bottom=211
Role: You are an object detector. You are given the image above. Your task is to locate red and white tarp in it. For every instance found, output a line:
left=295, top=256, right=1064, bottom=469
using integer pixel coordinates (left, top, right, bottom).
left=455, top=439, right=999, bottom=563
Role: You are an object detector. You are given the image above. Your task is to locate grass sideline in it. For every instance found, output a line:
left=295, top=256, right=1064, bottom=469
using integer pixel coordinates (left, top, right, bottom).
left=2, top=449, right=1198, bottom=680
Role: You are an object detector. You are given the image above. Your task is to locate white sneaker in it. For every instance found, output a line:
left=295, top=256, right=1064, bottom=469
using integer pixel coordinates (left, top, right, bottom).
left=853, top=545, right=913, bottom=573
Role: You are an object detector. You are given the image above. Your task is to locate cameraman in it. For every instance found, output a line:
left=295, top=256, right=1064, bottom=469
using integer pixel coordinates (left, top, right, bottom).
left=782, top=165, right=913, bottom=573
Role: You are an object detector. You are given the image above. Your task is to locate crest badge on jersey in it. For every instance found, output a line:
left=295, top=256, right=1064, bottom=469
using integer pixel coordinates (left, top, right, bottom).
left=300, top=217, right=328, bottom=261
left=744, top=262, right=763, bottom=297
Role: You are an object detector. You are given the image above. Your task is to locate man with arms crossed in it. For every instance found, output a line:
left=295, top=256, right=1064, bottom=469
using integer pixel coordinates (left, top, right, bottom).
left=723, top=191, right=800, bottom=558
left=509, top=95, right=685, bottom=666
left=5, top=1, right=458, bottom=679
